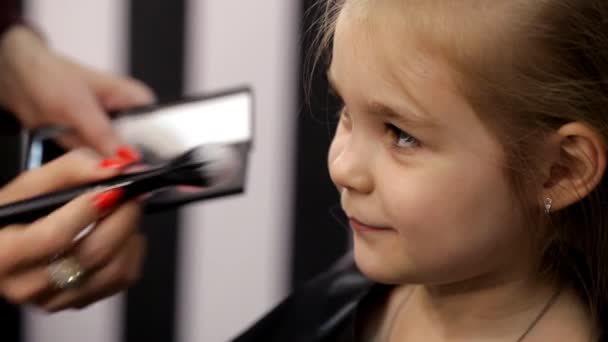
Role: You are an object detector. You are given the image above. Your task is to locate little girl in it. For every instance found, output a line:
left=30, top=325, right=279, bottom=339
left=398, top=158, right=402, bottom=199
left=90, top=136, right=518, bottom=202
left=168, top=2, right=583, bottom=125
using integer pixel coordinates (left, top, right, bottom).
left=236, top=0, right=608, bottom=341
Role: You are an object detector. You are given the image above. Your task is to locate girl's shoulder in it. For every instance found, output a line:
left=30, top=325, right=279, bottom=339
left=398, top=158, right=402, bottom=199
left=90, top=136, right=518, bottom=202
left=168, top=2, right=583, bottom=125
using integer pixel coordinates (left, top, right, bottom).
left=232, top=251, right=376, bottom=342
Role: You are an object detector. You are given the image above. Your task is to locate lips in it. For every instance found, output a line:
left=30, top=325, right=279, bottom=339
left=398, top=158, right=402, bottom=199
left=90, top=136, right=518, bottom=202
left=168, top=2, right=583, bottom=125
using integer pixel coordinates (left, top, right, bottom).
left=348, top=217, right=391, bottom=233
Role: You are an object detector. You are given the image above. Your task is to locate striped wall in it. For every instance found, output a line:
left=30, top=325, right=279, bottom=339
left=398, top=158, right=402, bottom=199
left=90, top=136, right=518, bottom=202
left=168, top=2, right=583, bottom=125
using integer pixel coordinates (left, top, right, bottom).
left=17, top=0, right=300, bottom=341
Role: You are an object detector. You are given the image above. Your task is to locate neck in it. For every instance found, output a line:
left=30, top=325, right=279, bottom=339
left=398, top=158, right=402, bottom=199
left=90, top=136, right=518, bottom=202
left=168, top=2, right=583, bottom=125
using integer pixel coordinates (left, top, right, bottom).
left=392, top=271, right=563, bottom=341
left=427, top=271, right=555, bottom=316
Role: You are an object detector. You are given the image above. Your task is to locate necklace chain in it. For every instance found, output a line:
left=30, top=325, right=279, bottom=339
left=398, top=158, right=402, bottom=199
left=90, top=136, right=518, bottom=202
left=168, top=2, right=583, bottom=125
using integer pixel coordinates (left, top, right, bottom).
left=385, top=286, right=562, bottom=342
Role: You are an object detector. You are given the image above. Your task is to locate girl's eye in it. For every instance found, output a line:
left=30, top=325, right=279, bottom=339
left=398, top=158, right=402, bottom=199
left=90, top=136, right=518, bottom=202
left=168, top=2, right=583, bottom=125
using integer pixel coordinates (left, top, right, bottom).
left=336, top=106, right=345, bottom=120
left=328, top=87, right=346, bottom=122
left=386, top=124, right=420, bottom=148
left=337, top=105, right=351, bottom=120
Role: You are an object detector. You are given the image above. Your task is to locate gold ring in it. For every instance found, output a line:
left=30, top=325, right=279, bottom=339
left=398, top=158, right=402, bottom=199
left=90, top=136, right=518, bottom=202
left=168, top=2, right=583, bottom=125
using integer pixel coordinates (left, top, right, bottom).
left=48, top=256, right=85, bottom=289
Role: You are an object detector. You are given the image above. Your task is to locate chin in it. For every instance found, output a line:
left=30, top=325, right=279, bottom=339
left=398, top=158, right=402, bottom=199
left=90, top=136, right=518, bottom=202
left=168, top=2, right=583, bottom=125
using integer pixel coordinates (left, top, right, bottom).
left=352, top=239, right=412, bottom=285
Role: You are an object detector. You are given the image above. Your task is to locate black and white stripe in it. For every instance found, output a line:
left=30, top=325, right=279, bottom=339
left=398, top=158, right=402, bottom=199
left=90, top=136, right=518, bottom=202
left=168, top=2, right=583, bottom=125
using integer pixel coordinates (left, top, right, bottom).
left=0, top=0, right=347, bottom=341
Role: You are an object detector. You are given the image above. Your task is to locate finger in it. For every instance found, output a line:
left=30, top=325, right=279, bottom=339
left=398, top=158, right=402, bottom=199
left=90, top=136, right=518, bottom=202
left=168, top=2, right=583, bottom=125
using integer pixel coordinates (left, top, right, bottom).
left=0, top=263, right=51, bottom=305
left=73, top=234, right=146, bottom=309
left=1, top=228, right=144, bottom=306
left=39, top=233, right=145, bottom=312
left=97, top=77, right=157, bottom=111
left=64, top=58, right=156, bottom=110
left=73, top=200, right=141, bottom=272
left=0, top=187, right=125, bottom=270
left=64, top=94, right=123, bottom=157
left=54, top=132, right=85, bottom=152
left=0, top=149, right=123, bottom=204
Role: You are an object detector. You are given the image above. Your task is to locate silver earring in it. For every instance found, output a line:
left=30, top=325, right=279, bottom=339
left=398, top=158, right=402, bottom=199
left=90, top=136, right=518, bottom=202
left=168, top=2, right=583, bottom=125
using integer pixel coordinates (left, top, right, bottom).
left=544, top=198, right=553, bottom=214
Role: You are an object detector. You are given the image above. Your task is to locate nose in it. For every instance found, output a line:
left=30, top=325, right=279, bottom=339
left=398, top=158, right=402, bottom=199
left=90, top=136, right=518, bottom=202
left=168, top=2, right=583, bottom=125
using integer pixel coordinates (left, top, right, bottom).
left=328, top=137, right=374, bottom=195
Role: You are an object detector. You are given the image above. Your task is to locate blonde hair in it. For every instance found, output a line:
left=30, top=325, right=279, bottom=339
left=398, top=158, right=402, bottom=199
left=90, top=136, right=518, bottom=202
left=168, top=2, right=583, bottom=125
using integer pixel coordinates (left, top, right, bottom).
left=309, top=0, right=608, bottom=335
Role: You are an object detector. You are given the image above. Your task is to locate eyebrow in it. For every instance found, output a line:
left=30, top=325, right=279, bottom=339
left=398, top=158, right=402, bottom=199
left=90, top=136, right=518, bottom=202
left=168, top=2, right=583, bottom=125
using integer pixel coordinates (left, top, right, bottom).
left=327, top=71, right=438, bottom=128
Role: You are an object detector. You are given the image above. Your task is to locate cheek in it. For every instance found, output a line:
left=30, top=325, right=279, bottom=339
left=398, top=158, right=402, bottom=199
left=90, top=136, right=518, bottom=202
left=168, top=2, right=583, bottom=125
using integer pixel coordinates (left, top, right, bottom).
left=384, top=156, right=503, bottom=215
left=377, top=159, right=525, bottom=283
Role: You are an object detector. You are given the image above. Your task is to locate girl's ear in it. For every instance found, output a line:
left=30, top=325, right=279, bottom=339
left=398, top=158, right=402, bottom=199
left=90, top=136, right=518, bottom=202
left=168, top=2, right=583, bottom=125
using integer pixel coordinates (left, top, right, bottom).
left=542, top=122, right=607, bottom=211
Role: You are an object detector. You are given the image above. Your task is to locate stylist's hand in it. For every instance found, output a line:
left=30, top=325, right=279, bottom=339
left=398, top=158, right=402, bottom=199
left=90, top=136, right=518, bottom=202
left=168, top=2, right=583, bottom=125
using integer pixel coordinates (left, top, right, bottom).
left=0, top=25, right=155, bottom=156
left=0, top=148, right=145, bottom=312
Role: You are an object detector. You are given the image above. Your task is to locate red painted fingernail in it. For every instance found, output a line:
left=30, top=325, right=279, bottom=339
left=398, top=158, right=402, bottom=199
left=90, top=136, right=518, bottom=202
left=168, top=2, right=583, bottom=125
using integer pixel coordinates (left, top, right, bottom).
left=98, top=158, right=130, bottom=169
left=93, top=188, right=125, bottom=212
left=116, top=146, right=141, bottom=163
